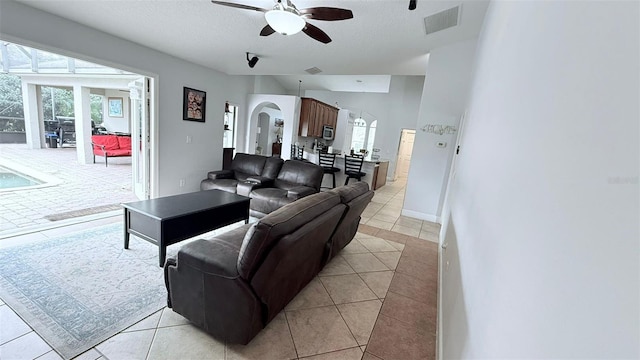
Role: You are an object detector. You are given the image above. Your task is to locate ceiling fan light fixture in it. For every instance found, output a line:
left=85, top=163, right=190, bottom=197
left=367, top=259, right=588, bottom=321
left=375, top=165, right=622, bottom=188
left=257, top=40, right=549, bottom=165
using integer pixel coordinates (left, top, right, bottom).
left=265, top=9, right=305, bottom=35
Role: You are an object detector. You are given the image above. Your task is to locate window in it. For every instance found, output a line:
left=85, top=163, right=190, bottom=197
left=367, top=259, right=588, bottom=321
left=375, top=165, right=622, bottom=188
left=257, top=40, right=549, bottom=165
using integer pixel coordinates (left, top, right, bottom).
left=366, top=120, right=377, bottom=155
left=349, top=117, right=377, bottom=156
left=350, top=117, right=367, bottom=152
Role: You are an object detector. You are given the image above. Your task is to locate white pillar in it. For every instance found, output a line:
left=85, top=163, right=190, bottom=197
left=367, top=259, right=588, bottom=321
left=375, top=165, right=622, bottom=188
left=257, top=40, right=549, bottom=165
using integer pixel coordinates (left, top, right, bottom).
left=73, top=85, right=92, bottom=164
left=21, top=82, right=43, bottom=149
left=36, top=85, right=46, bottom=148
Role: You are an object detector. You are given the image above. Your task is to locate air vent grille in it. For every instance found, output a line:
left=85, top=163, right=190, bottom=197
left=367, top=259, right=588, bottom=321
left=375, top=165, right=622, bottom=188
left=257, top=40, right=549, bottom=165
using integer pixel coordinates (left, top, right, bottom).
left=424, top=5, right=460, bottom=35
left=305, top=67, right=322, bottom=75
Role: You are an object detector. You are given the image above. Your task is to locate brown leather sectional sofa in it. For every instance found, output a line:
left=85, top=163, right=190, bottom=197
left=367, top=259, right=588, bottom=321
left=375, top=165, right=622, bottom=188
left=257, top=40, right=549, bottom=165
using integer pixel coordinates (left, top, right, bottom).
left=201, top=153, right=324, bottom=218
left=164, top=181, right=374, bottom=344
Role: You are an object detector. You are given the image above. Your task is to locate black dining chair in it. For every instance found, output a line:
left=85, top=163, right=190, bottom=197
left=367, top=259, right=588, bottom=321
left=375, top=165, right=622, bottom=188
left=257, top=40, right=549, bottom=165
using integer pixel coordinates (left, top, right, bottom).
left=318, top=152, right=340, bottom=188
left=290, top=144, right=304, bottom=160
left=344, top=155, right=366, bottom=185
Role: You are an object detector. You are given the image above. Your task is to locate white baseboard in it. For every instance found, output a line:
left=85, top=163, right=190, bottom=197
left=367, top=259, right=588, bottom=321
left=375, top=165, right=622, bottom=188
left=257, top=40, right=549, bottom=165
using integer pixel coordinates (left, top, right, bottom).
left=401, top=209, right=441, bottom=224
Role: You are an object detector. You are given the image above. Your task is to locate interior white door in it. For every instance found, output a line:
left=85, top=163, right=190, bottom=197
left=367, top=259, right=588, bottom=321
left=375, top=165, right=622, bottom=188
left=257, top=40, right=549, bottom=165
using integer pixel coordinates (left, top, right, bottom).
left=395, top=129, right=416, bottom=180
left=129, top=78, right=150, bottom=200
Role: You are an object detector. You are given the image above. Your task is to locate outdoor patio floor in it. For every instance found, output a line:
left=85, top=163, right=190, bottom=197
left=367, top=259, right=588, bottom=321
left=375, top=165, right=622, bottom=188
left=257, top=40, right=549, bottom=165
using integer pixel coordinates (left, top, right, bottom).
left=0, top=144, right=137, bottom=234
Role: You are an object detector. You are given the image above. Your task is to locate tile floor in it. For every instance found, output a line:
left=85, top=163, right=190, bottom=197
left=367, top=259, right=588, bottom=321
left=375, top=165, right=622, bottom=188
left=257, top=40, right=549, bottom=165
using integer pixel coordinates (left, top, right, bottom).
left=0, top=178, right=440, bottom=360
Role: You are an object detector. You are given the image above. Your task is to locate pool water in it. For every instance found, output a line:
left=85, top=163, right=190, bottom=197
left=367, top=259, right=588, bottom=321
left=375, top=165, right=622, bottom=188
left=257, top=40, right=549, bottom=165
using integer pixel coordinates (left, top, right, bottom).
left=0, top=166, right=43, bottom=189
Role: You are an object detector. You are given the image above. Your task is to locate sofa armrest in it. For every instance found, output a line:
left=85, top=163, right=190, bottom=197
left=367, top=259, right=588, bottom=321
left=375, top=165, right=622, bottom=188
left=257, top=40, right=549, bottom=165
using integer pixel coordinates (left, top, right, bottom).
left=165, top=236, right=264, bottom=344
left=174, top=239, right=240, bottom=278
left=237, top=181, right=263, bottom=197
left=246, top=176, right=275, bottom=186
left=208, top=169, right=234, bottom=180
left=91, top=142, right=107, bottom=155
left=287, top=186, right=317, bottom=200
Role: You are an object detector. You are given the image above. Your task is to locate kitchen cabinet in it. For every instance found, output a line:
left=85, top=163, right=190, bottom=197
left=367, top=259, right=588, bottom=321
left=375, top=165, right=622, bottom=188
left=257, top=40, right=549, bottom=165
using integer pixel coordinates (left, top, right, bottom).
left=298, top=97, right=339, bottom=138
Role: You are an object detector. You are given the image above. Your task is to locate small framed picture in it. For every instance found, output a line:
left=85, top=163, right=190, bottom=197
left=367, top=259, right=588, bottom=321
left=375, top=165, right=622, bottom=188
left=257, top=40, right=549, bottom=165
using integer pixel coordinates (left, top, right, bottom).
left=183, top=87, right=206, bottom=122
left=108, top=97, right=123, bottom=117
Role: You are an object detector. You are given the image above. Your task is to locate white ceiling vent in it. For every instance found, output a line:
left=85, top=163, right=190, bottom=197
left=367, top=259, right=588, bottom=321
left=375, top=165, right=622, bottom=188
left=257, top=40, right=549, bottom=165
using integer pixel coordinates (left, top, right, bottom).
left=305, top=67, right=322, bottom=75
left=424, top=5, right=461, bottom=35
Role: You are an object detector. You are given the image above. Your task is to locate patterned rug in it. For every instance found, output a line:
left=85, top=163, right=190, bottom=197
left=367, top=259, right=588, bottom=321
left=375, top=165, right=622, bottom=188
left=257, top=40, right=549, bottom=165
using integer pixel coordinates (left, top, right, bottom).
left=0, top=223, right=174, bottom=359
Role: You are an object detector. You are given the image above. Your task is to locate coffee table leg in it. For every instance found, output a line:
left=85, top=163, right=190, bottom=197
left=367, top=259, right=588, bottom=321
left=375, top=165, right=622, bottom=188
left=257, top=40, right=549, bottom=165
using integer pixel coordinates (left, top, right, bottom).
left=124, top=209, right=130, bottom=249
left=159, top=245, right=166, bottom=267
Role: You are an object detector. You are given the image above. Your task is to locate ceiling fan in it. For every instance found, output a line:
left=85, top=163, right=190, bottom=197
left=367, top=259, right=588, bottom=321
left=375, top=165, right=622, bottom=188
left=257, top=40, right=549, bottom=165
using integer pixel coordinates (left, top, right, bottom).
left=210, top=0, right=353, bottom=44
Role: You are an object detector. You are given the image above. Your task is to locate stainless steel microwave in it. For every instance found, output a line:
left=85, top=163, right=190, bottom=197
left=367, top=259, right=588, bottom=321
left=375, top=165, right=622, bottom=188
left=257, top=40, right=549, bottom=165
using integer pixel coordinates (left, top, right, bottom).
left=322, top=125, right=334, bottom=140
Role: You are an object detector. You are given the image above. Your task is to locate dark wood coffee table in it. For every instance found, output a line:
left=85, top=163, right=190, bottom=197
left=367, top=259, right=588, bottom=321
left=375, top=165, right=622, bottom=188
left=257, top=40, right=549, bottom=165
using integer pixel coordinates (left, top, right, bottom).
left=122, top=190, right=250, bottom=267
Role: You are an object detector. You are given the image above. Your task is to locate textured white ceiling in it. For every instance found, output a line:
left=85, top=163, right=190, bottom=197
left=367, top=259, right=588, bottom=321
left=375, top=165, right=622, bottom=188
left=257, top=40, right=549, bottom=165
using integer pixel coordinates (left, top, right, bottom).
left=15, top=0, right=489, bottom=91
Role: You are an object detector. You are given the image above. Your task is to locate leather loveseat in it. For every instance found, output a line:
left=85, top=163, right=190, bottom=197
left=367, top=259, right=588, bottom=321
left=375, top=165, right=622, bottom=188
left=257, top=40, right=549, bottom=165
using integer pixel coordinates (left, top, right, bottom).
left=164, top=182, right=374, bottom=344
left=201, top=153, right=324, bottom=218
left=239, top=159, right=324, bottom=218
left=200, top=153, right=284, bottom=193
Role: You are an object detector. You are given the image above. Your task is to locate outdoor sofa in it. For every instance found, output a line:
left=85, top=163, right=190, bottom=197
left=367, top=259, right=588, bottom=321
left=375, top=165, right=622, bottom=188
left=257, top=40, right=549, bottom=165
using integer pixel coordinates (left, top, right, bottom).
left=91, top=134, right=132, bottom=167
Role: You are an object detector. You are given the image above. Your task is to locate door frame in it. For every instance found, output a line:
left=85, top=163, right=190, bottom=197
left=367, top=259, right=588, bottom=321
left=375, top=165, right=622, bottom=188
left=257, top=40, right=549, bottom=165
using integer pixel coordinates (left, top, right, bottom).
left=129, top=77, right=155, bottom=200
left=394, top=128, right=416, bottom=181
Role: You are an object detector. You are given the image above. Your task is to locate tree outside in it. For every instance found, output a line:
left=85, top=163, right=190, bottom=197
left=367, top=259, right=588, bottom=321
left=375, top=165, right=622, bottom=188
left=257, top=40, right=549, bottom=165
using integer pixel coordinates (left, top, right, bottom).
left=0, top=73, right=104, bottom=132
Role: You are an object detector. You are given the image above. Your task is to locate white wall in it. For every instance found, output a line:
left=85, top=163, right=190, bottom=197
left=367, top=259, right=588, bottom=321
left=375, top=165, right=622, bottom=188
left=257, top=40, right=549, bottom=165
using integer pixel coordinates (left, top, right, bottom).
left=102, top=89, right=130, bottom=133
left=403, top=41, right=477, bottom=223
left=441, top=1, right=639, bottom=358
left=246, top=95, right=299, bottom=160
left=305, top=75, right=424, bottom=178
left=0, top=0, right=254, bottom=196
left=255, top=107, right=282, bottom=155
left=253, top=75, right=287, bottom=95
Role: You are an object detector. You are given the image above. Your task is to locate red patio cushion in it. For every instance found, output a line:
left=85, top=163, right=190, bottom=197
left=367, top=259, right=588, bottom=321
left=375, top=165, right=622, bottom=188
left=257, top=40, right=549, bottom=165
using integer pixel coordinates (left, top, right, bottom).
left=105, top=149, right=131, bottom=157
left=117, top=136, right=132, bottom=150
left=92, top=135, right=120, bottom=151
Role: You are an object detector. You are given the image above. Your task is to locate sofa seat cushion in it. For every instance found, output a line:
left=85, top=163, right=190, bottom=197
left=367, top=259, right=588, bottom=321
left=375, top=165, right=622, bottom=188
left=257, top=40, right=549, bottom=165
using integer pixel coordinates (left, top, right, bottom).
left=104, top=149, right=132, bottom=157
left=201, top=179, right=239, bottom=193
left=249, top=188, right=293, bottom=215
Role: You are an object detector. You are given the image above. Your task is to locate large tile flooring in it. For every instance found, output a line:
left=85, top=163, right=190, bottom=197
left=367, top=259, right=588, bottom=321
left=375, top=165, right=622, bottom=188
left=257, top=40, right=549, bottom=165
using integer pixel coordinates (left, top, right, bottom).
left=0, top=179, right=440, bottom=360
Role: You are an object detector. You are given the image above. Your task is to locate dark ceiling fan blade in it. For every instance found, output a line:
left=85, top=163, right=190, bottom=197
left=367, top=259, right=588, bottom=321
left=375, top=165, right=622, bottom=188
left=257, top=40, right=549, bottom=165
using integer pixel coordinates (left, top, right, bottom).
left=302, top=23, right=332, bottom=44
left=260, top=24, right=276, bottom=36
left=299, top=7, right=353, bottom=21
left=210, top=1, right=267, bottom=12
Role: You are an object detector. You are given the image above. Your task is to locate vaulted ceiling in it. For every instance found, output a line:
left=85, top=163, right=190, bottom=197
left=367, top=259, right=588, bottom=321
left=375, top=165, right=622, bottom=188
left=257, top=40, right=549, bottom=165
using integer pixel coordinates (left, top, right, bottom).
left=15, top=0, right=489, bottom=91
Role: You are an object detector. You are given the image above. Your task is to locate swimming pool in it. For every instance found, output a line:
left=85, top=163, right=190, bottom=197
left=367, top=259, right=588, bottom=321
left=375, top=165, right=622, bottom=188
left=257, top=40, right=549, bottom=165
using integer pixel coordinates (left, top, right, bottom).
left=0, top=166, right=44, bottom=189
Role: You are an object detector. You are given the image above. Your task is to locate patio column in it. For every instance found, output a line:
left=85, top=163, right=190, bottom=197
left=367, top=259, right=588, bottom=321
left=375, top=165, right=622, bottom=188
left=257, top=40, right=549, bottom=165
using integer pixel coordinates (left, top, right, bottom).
left=21, top=82, right=44, bottom=149
left=73, top=85, right=92, bottom=164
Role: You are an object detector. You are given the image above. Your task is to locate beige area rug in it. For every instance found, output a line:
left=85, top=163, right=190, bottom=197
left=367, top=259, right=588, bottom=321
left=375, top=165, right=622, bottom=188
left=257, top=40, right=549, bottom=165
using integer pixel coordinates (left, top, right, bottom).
left=0, top=223, right=170, bottom=359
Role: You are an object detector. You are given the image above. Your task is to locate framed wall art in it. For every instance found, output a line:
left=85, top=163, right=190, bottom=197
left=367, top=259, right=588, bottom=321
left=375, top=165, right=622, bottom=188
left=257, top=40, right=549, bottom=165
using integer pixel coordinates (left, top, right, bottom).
left=108, top=97, right=123, bottom=117
left=183, top=87, right=206, bottom=122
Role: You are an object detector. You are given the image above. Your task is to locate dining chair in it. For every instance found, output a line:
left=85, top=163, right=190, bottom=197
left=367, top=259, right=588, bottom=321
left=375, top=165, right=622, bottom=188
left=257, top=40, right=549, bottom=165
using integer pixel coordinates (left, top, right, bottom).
left=318, top=151, right=340, bottom=188
left=344, top=155, right=365, bottom=185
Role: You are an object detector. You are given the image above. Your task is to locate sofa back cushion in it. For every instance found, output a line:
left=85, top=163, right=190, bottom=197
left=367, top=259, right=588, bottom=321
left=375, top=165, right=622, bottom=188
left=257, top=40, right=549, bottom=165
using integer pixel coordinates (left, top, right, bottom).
left=328, top=182, right=374, bottom=258
left=273, top=160, right=323, bottom=191
left=261, top=157, right=284, bottom=180
left=92, top=135, right=120, bottom=151
left=237, top=191, right=346, bottom=322
left=116, top=135, right=132, bottom=150
left=237, top=191, right=340, bottom=280
left=232, top=153, right=267, bottom=180
left=330, top=181, right=370, bottom=203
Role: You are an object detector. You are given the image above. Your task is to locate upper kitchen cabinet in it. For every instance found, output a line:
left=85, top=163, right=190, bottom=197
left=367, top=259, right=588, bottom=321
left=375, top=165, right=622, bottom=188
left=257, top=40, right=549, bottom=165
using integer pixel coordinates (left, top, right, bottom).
left=298, top=97, right=339, bottom=138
